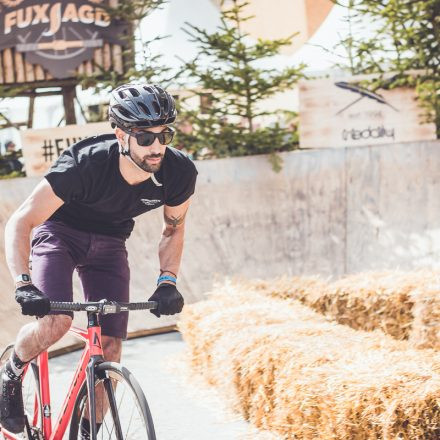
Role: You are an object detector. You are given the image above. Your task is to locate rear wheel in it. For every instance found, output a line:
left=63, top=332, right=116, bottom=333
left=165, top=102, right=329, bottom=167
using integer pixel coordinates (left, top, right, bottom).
left=69, top=362, right=156, bottom=440
left=0, top=344, right=42, bottom=438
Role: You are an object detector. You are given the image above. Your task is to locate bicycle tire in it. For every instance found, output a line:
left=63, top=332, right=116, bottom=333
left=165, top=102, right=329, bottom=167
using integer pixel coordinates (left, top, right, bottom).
left=69, top=362, right=156, bottom=440
left=0, top=344, right=42, bottom=435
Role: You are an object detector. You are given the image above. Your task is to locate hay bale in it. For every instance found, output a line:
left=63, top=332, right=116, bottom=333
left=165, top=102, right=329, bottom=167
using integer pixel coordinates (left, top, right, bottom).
left=312, top=271, right=422, bottom=339
left=409, top=282, right=440, bottom=349
left=179, top=284, right=440, bottom=439
left=240, top=271, right=440, bottom=346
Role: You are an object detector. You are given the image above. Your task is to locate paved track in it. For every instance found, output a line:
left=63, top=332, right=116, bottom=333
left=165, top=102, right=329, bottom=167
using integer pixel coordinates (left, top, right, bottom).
left=49, top=332, right=279, bottom=440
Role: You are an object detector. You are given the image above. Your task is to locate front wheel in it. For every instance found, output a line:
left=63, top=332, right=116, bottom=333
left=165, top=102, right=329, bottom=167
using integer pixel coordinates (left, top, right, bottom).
left=69, top=362, right=156, bottom=440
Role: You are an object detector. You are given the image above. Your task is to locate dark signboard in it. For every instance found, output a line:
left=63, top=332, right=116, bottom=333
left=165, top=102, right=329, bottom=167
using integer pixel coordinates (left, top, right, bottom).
left=0, top=0, right=128, bottom=79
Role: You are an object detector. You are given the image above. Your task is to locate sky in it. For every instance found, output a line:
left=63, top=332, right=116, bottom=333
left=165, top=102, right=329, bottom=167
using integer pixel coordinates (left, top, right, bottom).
left=139, top=0, right=349, bottom=74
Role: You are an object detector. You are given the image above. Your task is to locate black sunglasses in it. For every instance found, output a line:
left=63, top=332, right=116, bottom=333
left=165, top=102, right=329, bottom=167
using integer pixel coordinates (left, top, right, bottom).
left=127, top=128, right=175, bottom=146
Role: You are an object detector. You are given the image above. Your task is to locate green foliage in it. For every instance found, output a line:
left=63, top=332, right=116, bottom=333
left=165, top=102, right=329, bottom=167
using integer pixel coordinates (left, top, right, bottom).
left=0, top=170, right=25, bottom=180
left=175, top=112, right=298, bottom=160
left=77, top=0, right=174, bottom=94
left=332, top=0, right=440, bottom=136
left=176, top=0, right=304, bottom=168
left=0, top=152, right=25, bottom=178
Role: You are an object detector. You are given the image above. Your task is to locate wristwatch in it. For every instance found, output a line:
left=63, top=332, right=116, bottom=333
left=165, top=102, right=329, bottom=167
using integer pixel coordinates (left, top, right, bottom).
left=15, top=273, right=32, bottom=287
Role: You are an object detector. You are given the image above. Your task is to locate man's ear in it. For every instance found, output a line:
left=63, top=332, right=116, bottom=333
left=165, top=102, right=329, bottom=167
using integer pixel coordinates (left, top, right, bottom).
left=115, top=127, right=126, bottom=144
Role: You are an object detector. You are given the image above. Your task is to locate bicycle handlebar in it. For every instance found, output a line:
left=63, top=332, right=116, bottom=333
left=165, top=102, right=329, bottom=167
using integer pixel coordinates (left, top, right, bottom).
left=50, top=299, right=157, bottom=315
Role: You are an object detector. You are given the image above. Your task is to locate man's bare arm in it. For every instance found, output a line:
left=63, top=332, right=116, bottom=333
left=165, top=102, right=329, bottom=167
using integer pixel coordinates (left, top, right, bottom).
left=5, top=179, right=64, bottom=282
left=158, top=198, right=191, bottom=282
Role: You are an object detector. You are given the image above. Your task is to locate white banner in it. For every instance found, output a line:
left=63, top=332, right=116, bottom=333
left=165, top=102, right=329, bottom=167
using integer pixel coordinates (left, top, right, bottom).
left=299, top=76, right=437, bottom=149
left=20, top=122, right=112, bottom=177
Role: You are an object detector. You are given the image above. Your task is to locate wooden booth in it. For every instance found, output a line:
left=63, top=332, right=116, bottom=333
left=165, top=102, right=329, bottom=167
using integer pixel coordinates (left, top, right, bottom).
left=0, top=0, right=130, bottom=127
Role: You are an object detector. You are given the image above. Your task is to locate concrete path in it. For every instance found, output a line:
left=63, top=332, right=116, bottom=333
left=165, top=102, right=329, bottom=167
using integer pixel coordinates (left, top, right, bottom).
left=49, top=332, right=280, bottom=440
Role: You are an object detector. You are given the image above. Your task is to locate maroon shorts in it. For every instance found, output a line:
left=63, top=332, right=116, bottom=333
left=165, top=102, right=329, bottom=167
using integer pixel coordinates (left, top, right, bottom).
left=31, top=221, right=130, bottom=339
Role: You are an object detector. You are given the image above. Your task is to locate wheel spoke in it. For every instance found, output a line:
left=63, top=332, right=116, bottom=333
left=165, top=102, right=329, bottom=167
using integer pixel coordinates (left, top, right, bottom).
left=69, top=364, right=155, bottom=440
left=103, top=377, right=124, bottom=440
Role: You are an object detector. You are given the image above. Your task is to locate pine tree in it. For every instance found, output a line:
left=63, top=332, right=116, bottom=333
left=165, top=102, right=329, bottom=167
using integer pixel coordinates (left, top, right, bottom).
left=175, top=0, right=305, bottom=168
left=77, top=0, right=173, bottom=93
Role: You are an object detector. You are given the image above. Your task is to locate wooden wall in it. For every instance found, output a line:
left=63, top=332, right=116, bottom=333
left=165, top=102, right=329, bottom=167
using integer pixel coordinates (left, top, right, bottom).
left=1, top=140, right=440, bottom=348
left=0, top=44, right=125, bottom=86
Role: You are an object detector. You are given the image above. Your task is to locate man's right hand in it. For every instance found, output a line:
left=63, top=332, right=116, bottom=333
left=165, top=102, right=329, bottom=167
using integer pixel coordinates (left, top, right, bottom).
left=15, top=284, right=50, bottom=317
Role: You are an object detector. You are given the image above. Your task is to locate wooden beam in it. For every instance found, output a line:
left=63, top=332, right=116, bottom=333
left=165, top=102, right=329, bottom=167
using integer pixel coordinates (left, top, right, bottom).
left=62, top=85, right=77, bottom=125
left=94, top=48, right=104, bottom=71
left=14, top=50, right=25, bottom=83
left=3, top=49, right=14, bottom=83
left=27, top=95, right=35, bottom=128
left=103, top=43, right=112, bottom=70
left=48, top=326, right=178, bottom=358
left=35, top=65, right=45, bottom=81
left=112, top=45, right=123, bottom=74
left=24, top=59, right=35, bottom=83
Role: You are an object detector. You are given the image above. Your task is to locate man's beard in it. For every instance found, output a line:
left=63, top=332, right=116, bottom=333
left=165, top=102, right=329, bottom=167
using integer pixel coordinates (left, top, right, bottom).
left=131, top=151, right=163, bottom=173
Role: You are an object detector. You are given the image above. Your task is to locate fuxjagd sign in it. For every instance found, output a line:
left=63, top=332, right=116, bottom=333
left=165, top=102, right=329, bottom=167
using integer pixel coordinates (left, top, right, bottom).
left=0, top=0, right=128, bottom=78
left=298, top=75, right=437, bottom=149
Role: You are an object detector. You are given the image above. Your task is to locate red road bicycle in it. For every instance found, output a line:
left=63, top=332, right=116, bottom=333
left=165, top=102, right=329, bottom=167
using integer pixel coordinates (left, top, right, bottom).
left=0, top=299, right=157, bottom=440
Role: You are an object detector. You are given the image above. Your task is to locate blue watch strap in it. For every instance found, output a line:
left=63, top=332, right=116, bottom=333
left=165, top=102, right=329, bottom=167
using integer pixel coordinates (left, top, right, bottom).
left=157, top=275, right=177, bottom=286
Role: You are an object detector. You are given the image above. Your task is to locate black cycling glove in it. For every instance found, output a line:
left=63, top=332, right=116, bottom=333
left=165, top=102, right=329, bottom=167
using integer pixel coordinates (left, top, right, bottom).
left=148, top=284, right=184, bottom=318
left=15, top=284, right=50, bottom=317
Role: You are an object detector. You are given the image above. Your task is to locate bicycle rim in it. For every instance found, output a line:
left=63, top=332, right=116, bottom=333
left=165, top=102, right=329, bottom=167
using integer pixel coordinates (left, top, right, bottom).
left=0, top=345, right=42, bottom=435
left=69, top=362, right=156, bottom=440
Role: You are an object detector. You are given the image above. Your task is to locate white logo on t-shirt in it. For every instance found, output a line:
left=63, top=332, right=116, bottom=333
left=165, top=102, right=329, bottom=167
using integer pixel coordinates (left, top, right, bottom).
left=141, top=199, right=161, bottom=206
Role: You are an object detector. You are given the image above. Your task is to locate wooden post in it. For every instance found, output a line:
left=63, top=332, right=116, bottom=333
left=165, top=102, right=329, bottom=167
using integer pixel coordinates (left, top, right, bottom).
left=27, top=95, right=35, bottom=128
left=62, top=85, right=77, bottom=125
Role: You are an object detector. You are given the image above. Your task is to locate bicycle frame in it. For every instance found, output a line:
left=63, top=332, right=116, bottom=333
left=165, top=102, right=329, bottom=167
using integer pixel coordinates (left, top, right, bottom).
left=1, top=313, right=104, bottom=440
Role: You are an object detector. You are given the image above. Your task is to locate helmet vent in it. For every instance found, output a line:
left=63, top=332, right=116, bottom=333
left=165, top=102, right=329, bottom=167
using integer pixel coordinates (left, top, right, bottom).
left=117, top=106, right=132, bottom=118
left=152, top=101, right=160, bottom=115
left=118, top=90, right=126, bottom=99
left=129, top=88, right=140, bottom=97
left=144, top=86, right=154, bottom=93
left=138, top=102, right=151, bottom=115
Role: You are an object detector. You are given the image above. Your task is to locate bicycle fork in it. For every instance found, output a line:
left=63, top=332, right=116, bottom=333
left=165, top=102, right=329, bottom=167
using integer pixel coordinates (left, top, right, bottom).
left=86, top=312, right=104, bottom=440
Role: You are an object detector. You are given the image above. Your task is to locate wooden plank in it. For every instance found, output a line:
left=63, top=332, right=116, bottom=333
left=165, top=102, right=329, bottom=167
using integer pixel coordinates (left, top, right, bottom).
left=85, top=60, right=93, bottom=76
left=24, top=59, right=35, bottom=82
left=103, top=43, right=112, bottom=70
left=0, top=52, right=4, bottom=84
left=77, top=62, right=85, bottom=75
left=3, top=49, right=14, bottom=83
left=13, top=50, right=25, bottom=83
left=62, top=86, right=77, bottom=125
left=49, top=327, right=177, bottom=358
left=27, top=95, right=35, bottom=128
left=112, top=45, right=123, bottom=74
left=93, top=48, right=104, bottom=72
left=34, top=64, right=45, bottom=81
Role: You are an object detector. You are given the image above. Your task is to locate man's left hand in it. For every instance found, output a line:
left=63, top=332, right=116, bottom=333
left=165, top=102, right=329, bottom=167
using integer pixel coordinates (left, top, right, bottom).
left=148, top=284, right=184, bottom=318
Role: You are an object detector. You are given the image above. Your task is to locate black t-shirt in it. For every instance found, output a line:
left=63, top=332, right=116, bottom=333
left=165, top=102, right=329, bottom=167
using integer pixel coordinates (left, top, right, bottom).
left=45, top=134, right=198, bottom=239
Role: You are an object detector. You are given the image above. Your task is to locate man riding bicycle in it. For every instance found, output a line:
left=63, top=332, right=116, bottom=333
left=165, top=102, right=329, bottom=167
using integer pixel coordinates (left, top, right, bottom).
left=0, top=84, right=197, bottom=436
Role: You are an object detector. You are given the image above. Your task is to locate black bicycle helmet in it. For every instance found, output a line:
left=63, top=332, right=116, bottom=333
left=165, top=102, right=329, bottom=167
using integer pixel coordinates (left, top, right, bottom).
left=108, top=83, right=177, bottom=130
